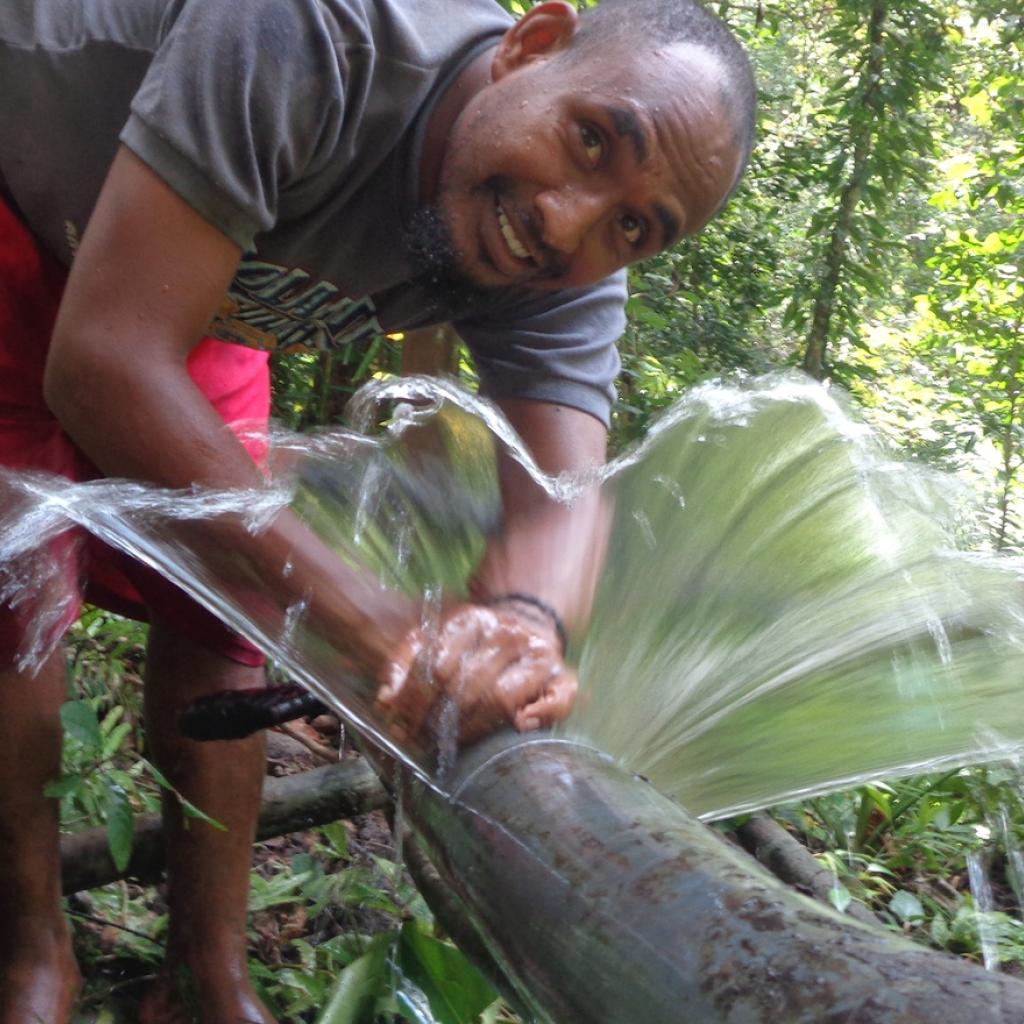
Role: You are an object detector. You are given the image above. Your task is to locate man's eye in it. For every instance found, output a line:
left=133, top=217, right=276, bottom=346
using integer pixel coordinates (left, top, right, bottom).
left=620, top=214, right=644, bottom=246
left=580, top=123, right=603, bottom=166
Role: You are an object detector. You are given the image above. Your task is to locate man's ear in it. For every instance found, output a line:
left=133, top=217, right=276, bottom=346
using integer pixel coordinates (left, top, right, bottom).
left=492, top=1, right=579, bottom=80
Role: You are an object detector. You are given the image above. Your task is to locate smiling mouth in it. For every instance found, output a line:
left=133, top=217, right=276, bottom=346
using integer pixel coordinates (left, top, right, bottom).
left=489, top=195, right=567, bottom=283
left=495, top=198, right=532, bottom=263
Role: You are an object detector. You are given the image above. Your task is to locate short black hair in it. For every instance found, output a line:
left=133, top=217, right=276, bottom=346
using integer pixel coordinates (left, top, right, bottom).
left=569, top=0, right=757, bottom=185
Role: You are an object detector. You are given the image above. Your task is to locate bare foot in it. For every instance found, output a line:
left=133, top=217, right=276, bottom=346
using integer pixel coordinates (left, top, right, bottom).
left=0, top=937, right=82, bottom=1024
left=138, top=962, right=275, bottom=1024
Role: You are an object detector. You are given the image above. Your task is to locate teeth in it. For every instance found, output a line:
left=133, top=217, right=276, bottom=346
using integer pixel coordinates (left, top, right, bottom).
left=496, top=201, right=530, bottom=260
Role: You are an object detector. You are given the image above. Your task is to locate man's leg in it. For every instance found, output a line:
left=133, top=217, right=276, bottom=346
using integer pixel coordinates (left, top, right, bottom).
left=139, top=619, right=275, bottom=1024
left=0, top=651, right=82, bottom=1024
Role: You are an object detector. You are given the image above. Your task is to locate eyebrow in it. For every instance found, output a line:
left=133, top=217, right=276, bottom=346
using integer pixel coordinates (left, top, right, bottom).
left=602, top=105, right=683, bottom=248
left=654, top=204, right=682, bottom=248
left=603, top=105, right=649, bottom=163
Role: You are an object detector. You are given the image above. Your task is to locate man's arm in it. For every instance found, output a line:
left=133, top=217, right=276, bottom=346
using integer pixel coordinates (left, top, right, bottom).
left=44, top=148, right=579, bottom=745
left=44, top=147, right=417, bottom=671
left=398, top=329, right=611, bottom=638
left=471, top=397, right=611, bottom=639
left=377, top=398, right=609, bottom=740
left=45, top=149, right=249, bottom=489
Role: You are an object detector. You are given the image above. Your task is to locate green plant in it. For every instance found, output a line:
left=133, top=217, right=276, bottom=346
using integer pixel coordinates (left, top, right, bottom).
left=781, top=764, right=1024, bottom=970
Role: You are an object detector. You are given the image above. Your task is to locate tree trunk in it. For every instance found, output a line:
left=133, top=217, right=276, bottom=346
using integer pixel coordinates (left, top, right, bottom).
left=401, top=324, right=459, bottom=378
left=60, top=736, right=1024, bottom=1023
left=995, top=341, right=1023, bottom=550
left=803, top=0, right=886, bottom=379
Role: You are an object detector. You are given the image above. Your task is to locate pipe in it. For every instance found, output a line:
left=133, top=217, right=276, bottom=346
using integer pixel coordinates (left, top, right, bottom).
left=395, top=732, right=1024, bottom=1024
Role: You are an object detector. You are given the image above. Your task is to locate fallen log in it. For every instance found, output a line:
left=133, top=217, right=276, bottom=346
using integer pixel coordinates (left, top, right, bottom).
left=734, top=812, right=882, bottom=927
left=400, top=733, right=1024, bottom=1024
left=60, top=758, right=387, bottom=894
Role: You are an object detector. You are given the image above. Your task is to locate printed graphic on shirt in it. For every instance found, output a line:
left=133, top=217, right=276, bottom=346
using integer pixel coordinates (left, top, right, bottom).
left=63, top=220, right=81, bottom=256
left=211, top=258, right=382, bottom=354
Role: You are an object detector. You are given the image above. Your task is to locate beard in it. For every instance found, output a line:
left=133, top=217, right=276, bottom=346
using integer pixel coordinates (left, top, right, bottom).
left=402, top=204, right=496, bottom=314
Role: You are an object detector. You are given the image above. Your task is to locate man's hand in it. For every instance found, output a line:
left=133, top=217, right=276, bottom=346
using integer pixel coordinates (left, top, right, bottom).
left=373, top=397, right=609, bottom=751
left=376, top=602, right=577, bottom=746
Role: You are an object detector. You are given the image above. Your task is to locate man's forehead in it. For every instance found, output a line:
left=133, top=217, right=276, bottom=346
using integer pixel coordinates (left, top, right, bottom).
left=562, top=41, right=730, bottom=148
left=567, top=36, right=725, bottom=87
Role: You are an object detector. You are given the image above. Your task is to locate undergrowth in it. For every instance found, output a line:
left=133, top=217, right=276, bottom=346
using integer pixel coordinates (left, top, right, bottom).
left=57, top=608, right=1024, bottom=1022
left=59, top=608, right=514, bottom=1024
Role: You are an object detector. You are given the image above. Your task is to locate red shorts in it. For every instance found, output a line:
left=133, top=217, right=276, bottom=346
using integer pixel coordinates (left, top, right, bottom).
left=0, top=193, right=268, bottom=667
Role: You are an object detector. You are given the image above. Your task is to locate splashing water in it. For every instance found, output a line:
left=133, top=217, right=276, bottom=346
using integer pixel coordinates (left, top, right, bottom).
left=4, top=373, right=1024, bottom=822
left=967, top=850, right=1001, bottom=970
left=565, top=377, right=1024, bottom=819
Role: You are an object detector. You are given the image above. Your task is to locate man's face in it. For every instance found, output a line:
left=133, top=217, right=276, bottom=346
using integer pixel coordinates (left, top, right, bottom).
left=433, top=39, right=743, bottom=293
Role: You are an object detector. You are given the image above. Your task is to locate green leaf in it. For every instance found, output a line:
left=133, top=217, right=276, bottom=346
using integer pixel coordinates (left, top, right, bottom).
left=890, top=890, right=926, bottom=924
left=143, top=759, right=174, bottom=791
left=397, top=921, right=497, bottom=1024
left=961, top=90, right=992, bottom=126
left=292, top=852, right=323, bottom=879
left=316, top=932, right=396, bottom=1024
left=102, top=720, right=133, bottom=760
left=480, top=1001, right=505, bottom=1024
left=99, top=704, right=124, bottom=736
left=352, top=336, right=385, bottom=383
left=103, top=782, right=135, bottom=872
left=142, top=758, right=226, bottom=831
left=175, top=792, right=223, bottom=830
left=320, top=821, right=351, bottom=860
left=828, top=885, right=853, bottom=914
left=44, top=773, right=85, bottom=799
left=249, top=870, right=312, bottom=912
left=61, top=700, right=103, bottom=750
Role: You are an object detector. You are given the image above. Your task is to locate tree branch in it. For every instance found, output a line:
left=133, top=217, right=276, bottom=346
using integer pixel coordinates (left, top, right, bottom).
left=60, top=758, right=388, bottom=894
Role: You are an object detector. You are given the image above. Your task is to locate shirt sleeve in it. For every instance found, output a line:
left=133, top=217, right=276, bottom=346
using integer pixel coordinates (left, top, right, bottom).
left=454, top=271, right=627, bottom=428
left=120, top=0, right=346, bottom=250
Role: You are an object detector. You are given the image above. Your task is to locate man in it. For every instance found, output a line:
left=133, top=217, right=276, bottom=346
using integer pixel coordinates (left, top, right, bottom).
left=0, top=0, right=755, bottom=1019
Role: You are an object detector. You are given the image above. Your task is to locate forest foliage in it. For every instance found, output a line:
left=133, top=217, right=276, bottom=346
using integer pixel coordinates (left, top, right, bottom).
left=269, top=0, right=1024, bottom=999
left=62, top=0, right=1024, bottom=1020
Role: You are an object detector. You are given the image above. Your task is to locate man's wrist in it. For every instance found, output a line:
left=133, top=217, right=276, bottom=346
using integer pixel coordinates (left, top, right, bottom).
left=487, top=592, right=568, bottom=655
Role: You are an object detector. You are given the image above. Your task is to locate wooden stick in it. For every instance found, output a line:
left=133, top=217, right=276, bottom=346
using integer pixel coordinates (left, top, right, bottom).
left=60, top=758, right=388, bottom=894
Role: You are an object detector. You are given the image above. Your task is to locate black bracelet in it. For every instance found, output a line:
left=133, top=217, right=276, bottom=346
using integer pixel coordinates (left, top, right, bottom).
left=489, top=592, right=568, bottom=655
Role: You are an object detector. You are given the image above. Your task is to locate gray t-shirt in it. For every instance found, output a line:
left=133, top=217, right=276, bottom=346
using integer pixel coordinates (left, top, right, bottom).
left=0, top=0, right=625, bottom=423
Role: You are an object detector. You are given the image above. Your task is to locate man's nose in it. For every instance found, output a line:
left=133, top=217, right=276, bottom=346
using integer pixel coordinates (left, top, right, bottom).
left=535, top=187, right=610, bottom=255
